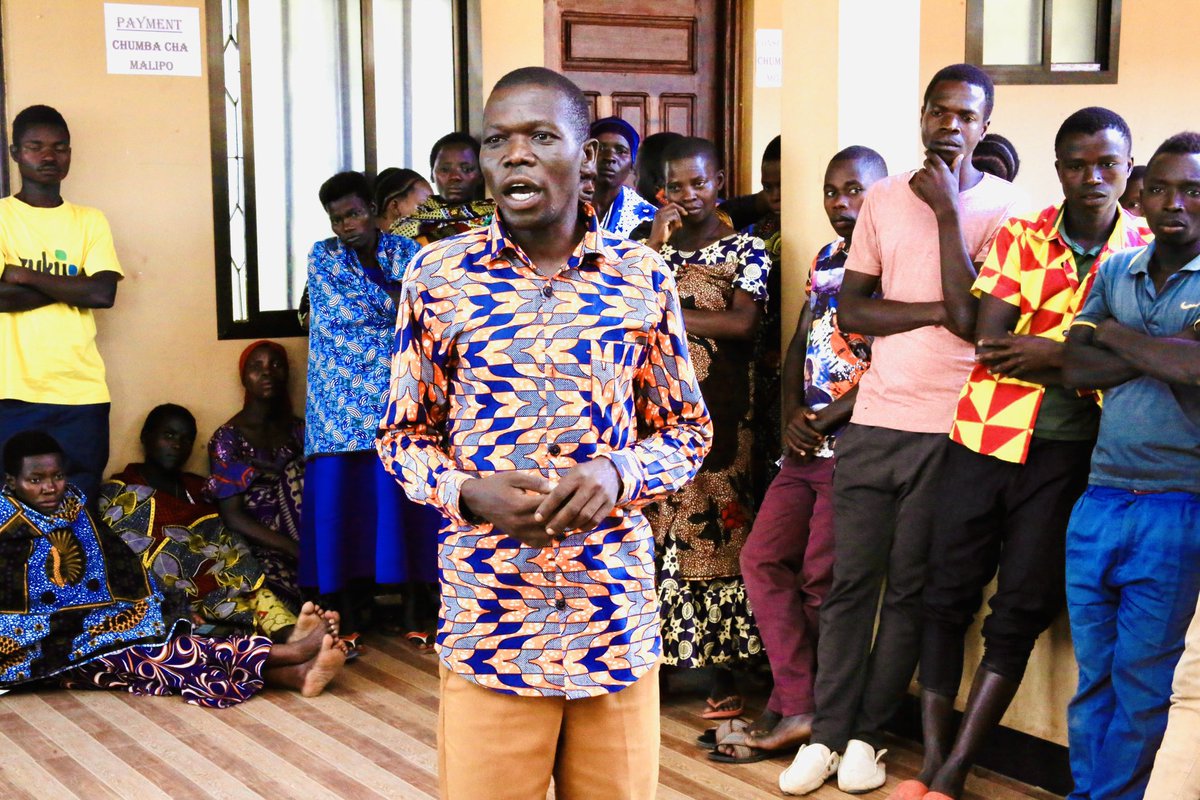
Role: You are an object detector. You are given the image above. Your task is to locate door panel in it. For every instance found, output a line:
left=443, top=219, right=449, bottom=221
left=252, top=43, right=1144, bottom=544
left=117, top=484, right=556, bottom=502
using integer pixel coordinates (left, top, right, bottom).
left=545, top=0, right=740, bottom=188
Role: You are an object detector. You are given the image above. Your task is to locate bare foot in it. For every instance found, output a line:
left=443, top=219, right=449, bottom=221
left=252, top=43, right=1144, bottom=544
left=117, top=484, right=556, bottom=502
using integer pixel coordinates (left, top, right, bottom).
left=286, top=601, right=323, bottom=643
left=717, top=713, right=813, bottom=757
left=300, top=634, right=346, bottom=697
left=269, top=616, right=328, bottom=666
left=319, top=607, right=341, bottom=638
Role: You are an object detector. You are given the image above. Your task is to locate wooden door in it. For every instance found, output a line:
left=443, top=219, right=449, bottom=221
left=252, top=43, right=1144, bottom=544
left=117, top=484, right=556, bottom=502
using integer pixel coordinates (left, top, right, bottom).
left=544, top=0, right=742, bottom=189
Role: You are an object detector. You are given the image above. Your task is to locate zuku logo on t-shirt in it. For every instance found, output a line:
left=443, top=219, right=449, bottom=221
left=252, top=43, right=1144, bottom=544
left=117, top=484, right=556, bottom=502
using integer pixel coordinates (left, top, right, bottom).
left=21, top=249, right=79, bottom=276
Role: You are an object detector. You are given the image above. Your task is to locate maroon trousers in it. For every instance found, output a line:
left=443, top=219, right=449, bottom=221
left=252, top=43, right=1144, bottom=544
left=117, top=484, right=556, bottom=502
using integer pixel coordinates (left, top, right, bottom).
left=740, top=455, right=837, bottom=716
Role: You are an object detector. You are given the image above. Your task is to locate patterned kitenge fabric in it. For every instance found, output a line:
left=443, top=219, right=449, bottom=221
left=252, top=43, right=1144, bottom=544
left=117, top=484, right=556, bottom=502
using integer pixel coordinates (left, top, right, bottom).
left=601, top=185, right=658, bottom=238
left=58, top=632, right=272, bottom=709
left=804, top=240, right=873, bottom=458
left=389, top=196, right=495, bottom=247
left=951, top=204, right=1152, bottom=463
left=99, top=465, right=297, bottom=637
left=0, top=486, right=187, bottom=689
left=377, top=204, right=712, bottom=698
left=305, top=232, right=420, bottom=456
left=205, top=421, right=305, bottom=608
left=648, top=231, right=771, bottom=670
left=749, top=215, right=783, bottom=501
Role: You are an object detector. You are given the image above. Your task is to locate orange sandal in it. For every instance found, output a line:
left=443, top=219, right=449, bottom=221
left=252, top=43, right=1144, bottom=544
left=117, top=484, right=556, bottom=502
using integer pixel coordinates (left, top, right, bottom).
left=700, top=694, right=745, bottom=720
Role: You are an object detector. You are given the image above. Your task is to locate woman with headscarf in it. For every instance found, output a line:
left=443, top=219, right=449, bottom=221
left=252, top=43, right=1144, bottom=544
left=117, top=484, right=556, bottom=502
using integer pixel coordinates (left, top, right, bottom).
left=205, top=339, right=305, bottom=611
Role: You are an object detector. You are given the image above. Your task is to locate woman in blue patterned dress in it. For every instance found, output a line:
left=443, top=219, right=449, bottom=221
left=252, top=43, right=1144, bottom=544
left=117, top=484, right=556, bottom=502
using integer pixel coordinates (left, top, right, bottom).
left=301, top=171, right=441, bottom=638
left=644, top=137, right=770, bottom=720
left=0, top=432, right=345, bottom=707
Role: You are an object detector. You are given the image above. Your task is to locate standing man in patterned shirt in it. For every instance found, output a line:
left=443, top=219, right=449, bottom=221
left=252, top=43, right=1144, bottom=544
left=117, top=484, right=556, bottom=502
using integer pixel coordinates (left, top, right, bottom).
left=377, top=67, right=712, bottom=800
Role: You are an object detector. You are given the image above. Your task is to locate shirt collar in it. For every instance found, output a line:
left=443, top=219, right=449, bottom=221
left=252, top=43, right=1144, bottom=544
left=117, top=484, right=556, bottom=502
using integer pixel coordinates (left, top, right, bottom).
left=1132, top=242, right=1200, bottom=275
left=1039, top=202, right=1128, bottom=256
left=481, top=202, right=619, bottom=270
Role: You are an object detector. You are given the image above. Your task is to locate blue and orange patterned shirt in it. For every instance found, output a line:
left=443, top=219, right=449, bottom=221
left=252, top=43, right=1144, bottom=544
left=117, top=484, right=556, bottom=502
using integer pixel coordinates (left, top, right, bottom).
left=377, top=205, right=712, bottom=698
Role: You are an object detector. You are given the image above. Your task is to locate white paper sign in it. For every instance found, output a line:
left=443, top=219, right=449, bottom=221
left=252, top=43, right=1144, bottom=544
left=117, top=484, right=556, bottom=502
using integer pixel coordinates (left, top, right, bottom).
left=105, top=4, right=201, bottom=76
left=755, top=29, right=783, bottom=88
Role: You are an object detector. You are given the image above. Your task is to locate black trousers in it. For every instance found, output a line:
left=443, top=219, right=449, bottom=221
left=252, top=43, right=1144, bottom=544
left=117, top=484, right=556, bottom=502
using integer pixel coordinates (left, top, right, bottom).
left=919, top=437, right=1093, bottom=697
left=812, top=424, right=951, bottom=751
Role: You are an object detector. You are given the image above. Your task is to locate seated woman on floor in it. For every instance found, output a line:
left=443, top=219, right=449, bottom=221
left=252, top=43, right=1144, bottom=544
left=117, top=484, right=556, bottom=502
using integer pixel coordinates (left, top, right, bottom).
left=100, top=403, right=298, bottom=640
left=0, top=431, right=344, bottom=706
left=206, top=340, right=305, bottom=610
left=390, top=131, right=495, bottom=246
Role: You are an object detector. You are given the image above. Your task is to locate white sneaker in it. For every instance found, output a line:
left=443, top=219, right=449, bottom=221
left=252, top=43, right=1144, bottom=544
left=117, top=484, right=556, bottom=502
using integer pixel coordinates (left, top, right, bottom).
left=778, top=743, right=840, bottom=796
left=836, top=739, right=887, bottom=793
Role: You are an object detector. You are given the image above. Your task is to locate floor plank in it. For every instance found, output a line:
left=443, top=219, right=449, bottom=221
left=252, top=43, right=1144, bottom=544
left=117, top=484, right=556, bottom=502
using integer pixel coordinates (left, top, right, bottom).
left=0, top=635, right=1060, bottom=799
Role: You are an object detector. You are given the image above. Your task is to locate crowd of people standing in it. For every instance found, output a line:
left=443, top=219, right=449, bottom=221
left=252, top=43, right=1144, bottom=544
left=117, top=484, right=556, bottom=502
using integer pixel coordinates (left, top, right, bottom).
left=0, top=57, right=1196, bottom=800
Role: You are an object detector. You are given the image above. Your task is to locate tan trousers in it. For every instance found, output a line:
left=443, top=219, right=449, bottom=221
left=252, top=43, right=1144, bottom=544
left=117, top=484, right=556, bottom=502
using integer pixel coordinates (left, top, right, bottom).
left=437, top=663, right=660, bottom=800
left=1145, top=592, right=1200, bottom=800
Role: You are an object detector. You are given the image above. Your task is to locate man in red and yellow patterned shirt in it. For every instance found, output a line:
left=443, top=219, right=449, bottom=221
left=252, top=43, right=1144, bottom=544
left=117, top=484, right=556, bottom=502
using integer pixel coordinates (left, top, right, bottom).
left=377, top=68, right=711, bottom=800
left=911, top=108, right=1151, bottom=798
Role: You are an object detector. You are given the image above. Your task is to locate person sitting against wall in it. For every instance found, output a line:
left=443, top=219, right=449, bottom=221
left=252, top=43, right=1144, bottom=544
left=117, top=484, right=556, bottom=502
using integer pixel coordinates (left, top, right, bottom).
left=99, top=403, right=300, bottom=640
left=390, top=132, right=495, bottom=246
left=374, top=167, right=433, bottom=231
left=206, top=340, right=305, bottom=613
left=0, top=431, right=346, bottom=706
left=302, top=171, right=441, bottom=640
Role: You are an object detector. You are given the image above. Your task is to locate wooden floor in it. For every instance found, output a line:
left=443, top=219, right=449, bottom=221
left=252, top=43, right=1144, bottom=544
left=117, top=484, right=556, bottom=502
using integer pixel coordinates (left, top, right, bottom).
left=0, top=635, right=1061, bottom=800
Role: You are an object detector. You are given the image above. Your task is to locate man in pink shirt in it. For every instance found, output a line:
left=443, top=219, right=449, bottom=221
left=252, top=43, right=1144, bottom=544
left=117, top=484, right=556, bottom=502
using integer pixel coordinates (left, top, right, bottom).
left=780, top=64, right=1022, bottom=796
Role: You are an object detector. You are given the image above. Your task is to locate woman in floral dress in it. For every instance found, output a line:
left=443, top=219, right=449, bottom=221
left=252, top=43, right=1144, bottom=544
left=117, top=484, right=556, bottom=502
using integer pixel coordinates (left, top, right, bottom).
left=645, top=137, right=770, bottom=718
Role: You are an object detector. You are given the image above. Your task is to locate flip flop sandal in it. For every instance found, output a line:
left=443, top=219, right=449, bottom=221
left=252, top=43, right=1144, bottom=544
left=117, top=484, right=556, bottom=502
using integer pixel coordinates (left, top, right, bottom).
left=404, top=630, right=431, bottom=647
left=707, top=729, right=792, bottom=764
left=696, top=717, right=747, bottom=750
left=700, top=695, right=745, bottom=720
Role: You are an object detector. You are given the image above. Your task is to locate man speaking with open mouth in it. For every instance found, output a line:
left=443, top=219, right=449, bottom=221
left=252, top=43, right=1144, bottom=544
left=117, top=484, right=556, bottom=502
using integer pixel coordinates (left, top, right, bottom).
left=377, top=66, right=713, bottom=800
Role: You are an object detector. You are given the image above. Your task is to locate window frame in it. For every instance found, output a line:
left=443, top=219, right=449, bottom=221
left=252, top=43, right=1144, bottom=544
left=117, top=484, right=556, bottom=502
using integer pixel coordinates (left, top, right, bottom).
left=965, top=0, right=1122, bottom=85
left=0, top=4, right=9, bottom=197
left=205, top=0, right=477, bottom=340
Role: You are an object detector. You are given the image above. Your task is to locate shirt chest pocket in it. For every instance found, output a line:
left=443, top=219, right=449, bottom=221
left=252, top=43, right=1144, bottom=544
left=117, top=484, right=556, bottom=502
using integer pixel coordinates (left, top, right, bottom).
left=589, top=338, right=646, bottom=449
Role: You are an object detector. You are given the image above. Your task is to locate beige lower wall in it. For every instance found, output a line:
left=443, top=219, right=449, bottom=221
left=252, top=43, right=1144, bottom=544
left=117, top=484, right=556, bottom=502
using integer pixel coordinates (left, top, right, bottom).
left=3, top=0, right=308, bottom=475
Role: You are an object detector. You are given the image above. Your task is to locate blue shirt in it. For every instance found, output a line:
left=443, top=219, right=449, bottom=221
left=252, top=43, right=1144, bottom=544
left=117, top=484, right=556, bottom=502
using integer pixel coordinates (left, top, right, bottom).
left=600, top=185, right=657, bottom=238
left=1073, top=244, right=1200, bottom=493
left=305, top=232, right=420, bottom=455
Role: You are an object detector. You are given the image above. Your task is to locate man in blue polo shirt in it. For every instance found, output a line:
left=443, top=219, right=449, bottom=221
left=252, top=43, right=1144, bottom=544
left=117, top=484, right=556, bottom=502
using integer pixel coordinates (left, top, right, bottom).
left=1062, top=131, right=1200, bottom=800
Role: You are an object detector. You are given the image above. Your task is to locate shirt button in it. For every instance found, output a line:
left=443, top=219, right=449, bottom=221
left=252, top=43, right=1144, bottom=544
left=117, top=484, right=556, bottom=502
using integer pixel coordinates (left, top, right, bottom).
left=541, top=284, right=553, bottom=298
left=547, top=443, right=561, bottom=456
left=555, top=598, right=567, bottom=611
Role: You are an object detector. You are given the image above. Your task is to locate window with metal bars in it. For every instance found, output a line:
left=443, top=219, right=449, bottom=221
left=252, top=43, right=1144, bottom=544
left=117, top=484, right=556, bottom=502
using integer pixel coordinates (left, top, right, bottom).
left=206, top=0, right=479, bottom=338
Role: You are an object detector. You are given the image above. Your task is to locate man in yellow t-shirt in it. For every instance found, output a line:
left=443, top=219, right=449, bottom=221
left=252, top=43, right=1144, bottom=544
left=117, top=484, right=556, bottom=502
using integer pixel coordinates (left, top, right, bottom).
left=0, top=105, right=123, bottom=502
